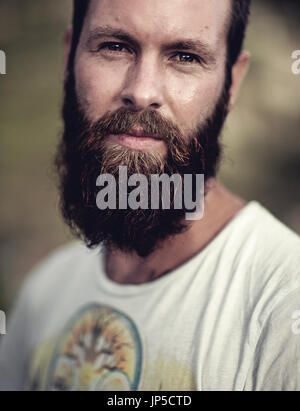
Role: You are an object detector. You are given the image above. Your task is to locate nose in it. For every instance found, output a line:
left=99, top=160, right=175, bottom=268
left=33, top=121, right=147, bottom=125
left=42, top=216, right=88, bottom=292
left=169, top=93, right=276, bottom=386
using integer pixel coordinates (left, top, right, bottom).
left=120, top=54, right=164, bottom=111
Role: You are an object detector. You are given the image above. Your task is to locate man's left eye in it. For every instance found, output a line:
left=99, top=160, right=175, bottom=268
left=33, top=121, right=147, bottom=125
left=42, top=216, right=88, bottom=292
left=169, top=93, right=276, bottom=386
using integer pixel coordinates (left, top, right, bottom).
left=174, top=53, right=200, bottom=64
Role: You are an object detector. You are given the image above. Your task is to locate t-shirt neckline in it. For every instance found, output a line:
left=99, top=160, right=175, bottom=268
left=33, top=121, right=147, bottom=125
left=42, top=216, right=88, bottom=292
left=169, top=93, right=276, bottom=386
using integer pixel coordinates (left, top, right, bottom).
left=95, top=200, right=261, bottom=296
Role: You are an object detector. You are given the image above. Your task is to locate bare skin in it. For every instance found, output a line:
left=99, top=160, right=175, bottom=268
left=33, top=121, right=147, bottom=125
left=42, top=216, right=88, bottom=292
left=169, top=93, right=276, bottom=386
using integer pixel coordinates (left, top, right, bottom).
left=65, top=0, right=250, bottom=284
left=105, top=179, right=247, bottom=284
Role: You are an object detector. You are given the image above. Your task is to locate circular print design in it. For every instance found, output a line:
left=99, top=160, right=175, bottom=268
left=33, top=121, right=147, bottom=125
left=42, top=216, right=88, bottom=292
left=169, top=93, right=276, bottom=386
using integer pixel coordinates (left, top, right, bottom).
left=45, top=304, right=142, bottom=391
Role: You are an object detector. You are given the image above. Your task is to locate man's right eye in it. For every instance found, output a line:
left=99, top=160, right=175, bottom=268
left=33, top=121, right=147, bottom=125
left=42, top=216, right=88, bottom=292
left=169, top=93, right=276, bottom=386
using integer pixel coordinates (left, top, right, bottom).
left=98, top=42, right=129, bottom=53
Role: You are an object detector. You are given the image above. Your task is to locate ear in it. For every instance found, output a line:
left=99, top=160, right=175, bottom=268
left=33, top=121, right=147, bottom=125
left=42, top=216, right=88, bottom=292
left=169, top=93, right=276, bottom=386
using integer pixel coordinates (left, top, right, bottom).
left=63, top=27, right=73, bottom=82
left=228, top=50, right=250, bottom=110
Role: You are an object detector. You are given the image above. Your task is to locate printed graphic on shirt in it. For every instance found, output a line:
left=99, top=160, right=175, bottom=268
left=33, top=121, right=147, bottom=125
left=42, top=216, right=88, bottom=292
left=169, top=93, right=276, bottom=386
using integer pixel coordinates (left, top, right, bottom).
left=27, top=304, right=142, bottom=391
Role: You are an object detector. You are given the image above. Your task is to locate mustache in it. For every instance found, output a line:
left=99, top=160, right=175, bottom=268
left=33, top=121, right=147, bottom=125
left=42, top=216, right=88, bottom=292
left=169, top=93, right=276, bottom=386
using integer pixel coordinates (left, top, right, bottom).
left=77, top=106, right=195, bottom=158
left=90, top=107, right=182, bottom=138
left=69, top=106, right=202, bottom=172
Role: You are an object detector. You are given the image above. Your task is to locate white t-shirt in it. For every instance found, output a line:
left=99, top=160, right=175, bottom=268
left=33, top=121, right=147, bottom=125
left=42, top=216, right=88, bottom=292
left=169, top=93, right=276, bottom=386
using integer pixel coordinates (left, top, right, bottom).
left=1, top=201, right=300, bottom=391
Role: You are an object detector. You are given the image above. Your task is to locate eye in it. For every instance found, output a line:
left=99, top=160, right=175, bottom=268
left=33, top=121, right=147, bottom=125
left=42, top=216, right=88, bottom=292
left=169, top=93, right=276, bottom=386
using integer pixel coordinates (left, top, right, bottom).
left=173, top=52, right=201, bottom=64
left=98, top=42, right=130, bottom=54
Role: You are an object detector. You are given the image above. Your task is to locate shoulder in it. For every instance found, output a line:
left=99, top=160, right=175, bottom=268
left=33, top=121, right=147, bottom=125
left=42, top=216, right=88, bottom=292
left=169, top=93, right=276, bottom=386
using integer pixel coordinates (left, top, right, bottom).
left=250, top=202, right=300, bottom=255
left=245, top=202, right=300, bottom=277
left=234, top=201, right=300, bottom=322
left=244, top=285, right=300, bottom=390
left=228, top=203, right=300, bottom=390
left=18, top=240, right=102, bottom=307
left=229, top=201, right=300, bottom=274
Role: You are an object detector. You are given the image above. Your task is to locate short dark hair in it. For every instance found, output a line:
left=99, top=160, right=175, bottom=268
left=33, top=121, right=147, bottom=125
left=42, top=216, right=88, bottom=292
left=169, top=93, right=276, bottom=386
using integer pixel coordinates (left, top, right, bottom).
left=226, top=0, right=251, bottom=88
left=68, top=0, right=251, bottom=87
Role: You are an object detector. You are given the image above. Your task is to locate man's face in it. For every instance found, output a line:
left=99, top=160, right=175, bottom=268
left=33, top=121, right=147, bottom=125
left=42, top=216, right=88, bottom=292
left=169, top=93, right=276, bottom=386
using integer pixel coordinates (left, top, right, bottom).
left=75, top=0, right=229, bottom=146
left=57, top=0, right=232, bottom=258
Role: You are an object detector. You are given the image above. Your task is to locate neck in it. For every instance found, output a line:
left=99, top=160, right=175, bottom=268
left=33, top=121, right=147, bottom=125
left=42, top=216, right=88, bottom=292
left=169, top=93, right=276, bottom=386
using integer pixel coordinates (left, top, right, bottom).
left=105, top=178, right=247, bottom=284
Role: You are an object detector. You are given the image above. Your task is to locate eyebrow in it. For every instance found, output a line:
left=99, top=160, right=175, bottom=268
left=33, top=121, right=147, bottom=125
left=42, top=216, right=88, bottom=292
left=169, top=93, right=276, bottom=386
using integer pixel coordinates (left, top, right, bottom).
left=86, top=26, right=140, bottom=50
left=85, top=25, right=217, bottom=66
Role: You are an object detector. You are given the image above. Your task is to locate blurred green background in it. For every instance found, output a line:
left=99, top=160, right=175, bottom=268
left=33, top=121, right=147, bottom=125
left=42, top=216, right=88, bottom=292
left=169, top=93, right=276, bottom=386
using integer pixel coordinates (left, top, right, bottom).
left=0, top=0, right=299, bottom=310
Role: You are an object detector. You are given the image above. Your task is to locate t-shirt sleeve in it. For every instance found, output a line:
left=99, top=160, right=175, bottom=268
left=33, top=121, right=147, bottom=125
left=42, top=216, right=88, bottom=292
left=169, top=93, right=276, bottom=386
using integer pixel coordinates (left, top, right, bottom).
left=0, top=279, right=33, bottom=391
left=244, top=287, right=300, bottom=391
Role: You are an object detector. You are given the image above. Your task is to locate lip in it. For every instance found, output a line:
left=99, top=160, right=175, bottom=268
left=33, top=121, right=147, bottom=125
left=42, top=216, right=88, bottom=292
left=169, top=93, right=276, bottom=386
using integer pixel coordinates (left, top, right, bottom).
left=108, top=132, right=166, bottom=151
left=124, top=127, right=162, bottom=140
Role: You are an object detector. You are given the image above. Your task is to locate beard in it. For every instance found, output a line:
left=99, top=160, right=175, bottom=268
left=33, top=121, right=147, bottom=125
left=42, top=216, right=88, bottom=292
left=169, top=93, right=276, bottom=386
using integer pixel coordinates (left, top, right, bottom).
left=55, top=70, right=230, bottom=258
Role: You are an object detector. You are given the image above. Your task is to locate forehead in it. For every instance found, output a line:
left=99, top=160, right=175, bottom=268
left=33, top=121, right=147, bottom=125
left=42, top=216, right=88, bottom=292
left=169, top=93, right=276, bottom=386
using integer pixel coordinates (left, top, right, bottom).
left=84, top=0, right=231, bottom=49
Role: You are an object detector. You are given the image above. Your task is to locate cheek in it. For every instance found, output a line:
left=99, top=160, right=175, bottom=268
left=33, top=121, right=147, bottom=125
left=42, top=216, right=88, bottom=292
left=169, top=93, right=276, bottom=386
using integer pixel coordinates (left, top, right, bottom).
left=166, top=72, right=225, bottom=131
left=74, top=56, right=124, bottom=120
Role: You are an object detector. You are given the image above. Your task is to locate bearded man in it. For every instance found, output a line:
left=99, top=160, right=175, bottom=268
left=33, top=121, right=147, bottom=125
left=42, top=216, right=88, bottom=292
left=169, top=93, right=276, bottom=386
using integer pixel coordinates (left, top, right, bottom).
left=1, top=0, right=300, bottom=391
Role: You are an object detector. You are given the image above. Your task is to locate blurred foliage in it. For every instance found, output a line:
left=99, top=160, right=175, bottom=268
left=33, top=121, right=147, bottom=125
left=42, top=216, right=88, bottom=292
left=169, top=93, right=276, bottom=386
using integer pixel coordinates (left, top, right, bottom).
left=0, top=0, right=299, bottom=309
left=222, top=0, right=300, bottom=223
left=0, top=0, right=73, bottom=309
